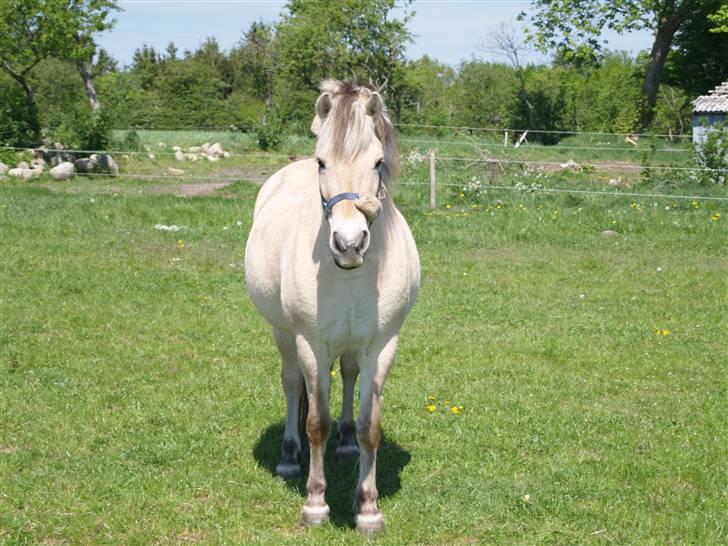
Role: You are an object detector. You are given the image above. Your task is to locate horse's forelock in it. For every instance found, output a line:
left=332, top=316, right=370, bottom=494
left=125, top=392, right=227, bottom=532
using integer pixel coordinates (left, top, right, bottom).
left=316, top=80, right=397, bottom=186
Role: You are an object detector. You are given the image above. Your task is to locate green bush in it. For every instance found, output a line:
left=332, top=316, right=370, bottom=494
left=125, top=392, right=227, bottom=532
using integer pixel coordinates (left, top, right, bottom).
left=47, top=107, right=113, bottom=151
left=253, top=111, right=285, bottom=151
left=117, top=129, right=141, bottom=152
left=0, top=76, right=36, bottom=147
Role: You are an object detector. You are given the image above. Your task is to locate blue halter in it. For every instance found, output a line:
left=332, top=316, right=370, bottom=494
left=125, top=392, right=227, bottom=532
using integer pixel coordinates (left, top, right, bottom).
left=321, top=178, right=384, bottom=217
left=321, top=192, right=360, bottom=216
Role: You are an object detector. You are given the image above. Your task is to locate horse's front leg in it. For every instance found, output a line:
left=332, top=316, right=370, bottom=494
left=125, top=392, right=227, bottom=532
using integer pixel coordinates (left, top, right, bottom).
left=336, top=353, right=359, bottom=457
left=296, top=335, right=332, bottom=526
left=355, top=334, right=399, bottom=535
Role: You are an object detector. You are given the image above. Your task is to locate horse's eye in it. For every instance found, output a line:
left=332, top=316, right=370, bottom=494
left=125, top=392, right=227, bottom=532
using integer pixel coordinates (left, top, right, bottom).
left=374, top=159, right=384, bottom=171
left=317, top=158, right=326, bottom=171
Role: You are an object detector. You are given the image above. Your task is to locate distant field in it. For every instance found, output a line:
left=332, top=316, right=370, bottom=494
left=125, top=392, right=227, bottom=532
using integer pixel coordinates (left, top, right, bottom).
left=1, top=160, right=726, bottom=544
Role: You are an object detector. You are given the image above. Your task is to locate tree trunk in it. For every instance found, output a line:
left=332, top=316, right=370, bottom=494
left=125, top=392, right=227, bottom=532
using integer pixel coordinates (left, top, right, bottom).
left=77, top=60, right=101, bottom=112
left=644, top=14, right=684, bottom=108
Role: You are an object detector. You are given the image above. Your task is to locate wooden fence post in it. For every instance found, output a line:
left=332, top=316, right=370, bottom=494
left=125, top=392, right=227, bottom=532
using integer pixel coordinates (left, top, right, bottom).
left=429, top=149, right=436, bottom=209
left=504, top=130, right=509, bottom=147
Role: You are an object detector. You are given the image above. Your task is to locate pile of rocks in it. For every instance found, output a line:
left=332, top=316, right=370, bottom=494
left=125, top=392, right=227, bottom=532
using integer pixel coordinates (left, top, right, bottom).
left=0, top=159, right=45, bottom=180
left=172, top=142, right=232, bottom=163
left=0, top=146, right=119, bottom=181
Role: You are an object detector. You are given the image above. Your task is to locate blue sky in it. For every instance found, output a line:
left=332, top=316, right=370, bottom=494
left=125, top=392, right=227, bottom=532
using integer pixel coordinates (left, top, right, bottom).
left=99, top=0, right=654, bottom=68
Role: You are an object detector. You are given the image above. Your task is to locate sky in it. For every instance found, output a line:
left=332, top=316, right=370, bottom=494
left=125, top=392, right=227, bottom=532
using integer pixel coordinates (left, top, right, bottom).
left=98, top=0, right=655, bottom=68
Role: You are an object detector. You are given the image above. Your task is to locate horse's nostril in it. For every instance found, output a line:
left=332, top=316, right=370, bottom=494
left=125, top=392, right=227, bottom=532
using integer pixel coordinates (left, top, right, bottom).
left=357, top=230, right=369, bottom=252
left=333, top=232, right=347, bottom=253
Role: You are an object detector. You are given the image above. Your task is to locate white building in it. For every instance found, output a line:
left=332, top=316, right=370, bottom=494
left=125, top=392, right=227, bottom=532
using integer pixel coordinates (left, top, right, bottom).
left=692, top=82, right=728, bottom=146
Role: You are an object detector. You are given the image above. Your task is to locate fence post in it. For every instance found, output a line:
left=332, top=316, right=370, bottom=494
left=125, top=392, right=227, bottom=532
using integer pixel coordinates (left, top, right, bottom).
left=429, top=149, right=436, bottom=209
left=504, top=130, right=508, bottom=147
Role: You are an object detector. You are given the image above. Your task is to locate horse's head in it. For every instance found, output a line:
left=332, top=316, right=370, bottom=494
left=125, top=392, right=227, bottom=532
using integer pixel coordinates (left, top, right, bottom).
left=312, top=80, right=396, bottom=270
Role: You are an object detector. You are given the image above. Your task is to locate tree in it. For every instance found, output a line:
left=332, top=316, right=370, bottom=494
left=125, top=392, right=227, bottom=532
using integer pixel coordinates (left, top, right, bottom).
left=65, top=0, right=120, bottom=113
left=0, top=0, right=118, bottom=139
left=94, top=48, right=118, bottom=76
left=480, top=22, right=538, bottom=129
left=520, top=0, right=706, bottom=108
left=275, top=0, right=412, bottom=119
left=131, top=44, right=162, bottom=90
left=663, top=0, right=728, bottom=96
left=165, top=42, right=178, bottom=61
left=230, top=21, right=278, bottom=106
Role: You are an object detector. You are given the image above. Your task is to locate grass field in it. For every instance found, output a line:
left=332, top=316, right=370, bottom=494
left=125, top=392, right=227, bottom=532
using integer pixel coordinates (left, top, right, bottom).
left=1, top=153, right=727, bottom=544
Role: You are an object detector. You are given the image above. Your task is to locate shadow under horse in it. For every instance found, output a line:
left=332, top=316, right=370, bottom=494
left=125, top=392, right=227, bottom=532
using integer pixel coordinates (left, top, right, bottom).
left=253, top=421, right=411, bottom=529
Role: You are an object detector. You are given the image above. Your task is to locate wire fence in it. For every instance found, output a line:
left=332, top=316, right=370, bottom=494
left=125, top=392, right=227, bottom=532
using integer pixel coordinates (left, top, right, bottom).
left=101, top=123, right=694, bottom=140
left=2, top=145, right=722, bottom=173
left=29, top=171, right=728, bottom=203
left=2, top=121, right=726, bottom=205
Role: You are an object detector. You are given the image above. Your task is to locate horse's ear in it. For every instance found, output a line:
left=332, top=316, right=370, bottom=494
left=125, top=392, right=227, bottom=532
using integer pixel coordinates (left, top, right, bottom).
left=366, top=92, right=384, bottom=118
left=315, top=93, right=332, bottom=120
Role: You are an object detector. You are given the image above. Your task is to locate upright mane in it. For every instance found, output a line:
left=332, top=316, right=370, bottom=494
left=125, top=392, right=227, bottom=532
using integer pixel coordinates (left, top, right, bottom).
left=312, top=79, right=398, bottom=186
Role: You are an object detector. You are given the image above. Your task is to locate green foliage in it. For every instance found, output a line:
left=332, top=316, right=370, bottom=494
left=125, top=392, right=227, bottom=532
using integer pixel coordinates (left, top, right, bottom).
left=154, top=60, right=228, bottom=129
left=230, top=22, right=277, bottom=103
left=652, top=85, right=691, bottom=137
left=252, top=111, right=286, bottom=150
left=708, top=3, right=728, bottom=32
left=275, top=0, right=412, bottom=112
left=47, top=106, right=112, bottom=151
left=663, top=0, right=728, bottom=96
left=566, top=52, right=645, bottom=134
left=0, top=75, right=35, bottom=147
left=452, top=62, right=518, bottom=129
left=118, top=129, right=141, bottom=152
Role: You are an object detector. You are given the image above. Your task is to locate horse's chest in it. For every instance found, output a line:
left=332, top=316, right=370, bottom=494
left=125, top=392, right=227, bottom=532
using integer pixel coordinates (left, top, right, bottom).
left=321, top=297, right=377, bottom=342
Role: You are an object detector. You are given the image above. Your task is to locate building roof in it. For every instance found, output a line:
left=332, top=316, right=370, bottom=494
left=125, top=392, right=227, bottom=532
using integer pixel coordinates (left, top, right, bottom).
left=693, top=82, right=728, bottom=113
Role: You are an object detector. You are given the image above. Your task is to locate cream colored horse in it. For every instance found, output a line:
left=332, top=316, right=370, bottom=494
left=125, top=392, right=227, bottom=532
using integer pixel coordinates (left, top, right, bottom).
left=245, top=80, right=419, bottom=533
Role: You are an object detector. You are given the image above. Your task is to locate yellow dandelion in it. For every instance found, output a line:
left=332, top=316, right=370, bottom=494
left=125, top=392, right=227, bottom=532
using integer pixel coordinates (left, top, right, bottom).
left=427, top=395, right=436, bottom=401
left=426, top=404, right=437, bottom=413
left=450, top=406, right=462, bottom=415
left=655, top=328, right=670, bottom=336
left=330, top=369, right=336, bottom=378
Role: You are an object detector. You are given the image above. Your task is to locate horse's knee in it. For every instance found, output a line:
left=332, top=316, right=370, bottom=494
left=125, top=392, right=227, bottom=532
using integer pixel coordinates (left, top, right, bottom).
left=306, top=413, right=330, bottom=444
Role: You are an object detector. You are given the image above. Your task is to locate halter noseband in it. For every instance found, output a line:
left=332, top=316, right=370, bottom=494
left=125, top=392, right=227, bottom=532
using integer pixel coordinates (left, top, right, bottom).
left=321, top=192, right=360, bottom=217
left=321, top=178, right=384, bottom=217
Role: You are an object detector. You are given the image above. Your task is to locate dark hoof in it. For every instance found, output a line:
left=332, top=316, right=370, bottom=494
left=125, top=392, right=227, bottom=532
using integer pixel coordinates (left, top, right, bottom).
left=278, top=438, right=300, bottom=479
left=275, top=462, right=301, bottom=480
left=301, top=504, right=330, bottom=527
left=335, top=444, right=359, bottom=457
left=356, top=512, right=385, bottom=535
left=336, top=421, right=358, bottom=457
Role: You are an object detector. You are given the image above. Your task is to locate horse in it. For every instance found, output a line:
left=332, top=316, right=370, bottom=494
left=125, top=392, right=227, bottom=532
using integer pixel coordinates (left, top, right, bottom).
left=244, top=80, right=420, bottom=534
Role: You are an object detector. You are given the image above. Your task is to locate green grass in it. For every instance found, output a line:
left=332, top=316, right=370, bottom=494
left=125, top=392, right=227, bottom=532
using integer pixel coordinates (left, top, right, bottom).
left=1, top=170, right=727, bottom=544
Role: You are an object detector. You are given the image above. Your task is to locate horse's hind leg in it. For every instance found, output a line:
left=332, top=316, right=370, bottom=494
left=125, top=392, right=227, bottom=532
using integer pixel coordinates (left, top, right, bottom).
left=336, top=353, right=359, bottom=457
left=273, top=327, right=303, bottom=480
left=355, top=334, right=399, bottom=535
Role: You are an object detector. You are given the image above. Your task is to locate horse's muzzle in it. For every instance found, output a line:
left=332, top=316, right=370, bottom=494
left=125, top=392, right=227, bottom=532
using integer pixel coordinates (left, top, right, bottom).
left=332, top=229, right=369, bottom=269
